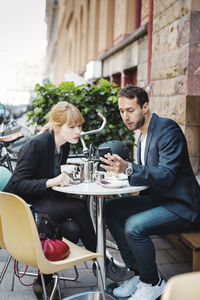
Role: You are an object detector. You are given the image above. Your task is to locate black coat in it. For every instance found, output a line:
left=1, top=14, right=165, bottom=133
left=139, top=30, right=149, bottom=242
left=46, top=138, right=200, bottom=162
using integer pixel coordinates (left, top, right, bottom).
left=4, top=131, right=70, bottom=204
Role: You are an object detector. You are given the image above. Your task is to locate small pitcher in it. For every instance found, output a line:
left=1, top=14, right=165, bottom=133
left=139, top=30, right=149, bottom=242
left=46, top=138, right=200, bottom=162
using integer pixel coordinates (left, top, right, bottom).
left=80, top=161, right=98, bottom=183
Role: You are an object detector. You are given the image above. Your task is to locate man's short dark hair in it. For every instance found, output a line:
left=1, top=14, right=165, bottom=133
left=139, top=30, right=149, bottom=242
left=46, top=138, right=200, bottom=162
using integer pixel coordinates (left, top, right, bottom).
left=118, top=85, right=149, bottom=108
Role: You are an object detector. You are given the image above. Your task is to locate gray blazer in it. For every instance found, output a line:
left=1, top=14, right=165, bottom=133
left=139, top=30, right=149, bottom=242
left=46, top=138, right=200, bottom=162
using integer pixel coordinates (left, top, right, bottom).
left=129, top=113, right=200, bottom=223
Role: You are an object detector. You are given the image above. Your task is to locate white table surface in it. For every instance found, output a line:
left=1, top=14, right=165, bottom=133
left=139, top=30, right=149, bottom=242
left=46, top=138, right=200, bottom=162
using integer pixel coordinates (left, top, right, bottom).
left=53, top=181, right=147, bottom=196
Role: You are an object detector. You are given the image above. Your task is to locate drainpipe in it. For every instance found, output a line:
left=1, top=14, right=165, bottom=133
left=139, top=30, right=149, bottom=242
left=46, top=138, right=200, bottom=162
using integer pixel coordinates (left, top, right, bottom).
left=147, top=0, right=154, bottom=86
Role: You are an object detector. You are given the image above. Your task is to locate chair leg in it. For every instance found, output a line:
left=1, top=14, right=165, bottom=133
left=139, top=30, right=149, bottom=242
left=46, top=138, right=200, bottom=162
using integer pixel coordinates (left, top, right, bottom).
left=0, top=255, right=12, bottom=284
left=50, top=273, right=59, bottom=300
left=94, top=260, right=106, bottom=300
left=40, top=273, right=48, bottom=300
left=56, top=265, right=79, bottom=281
left=57, top=279, right=62, bottom=300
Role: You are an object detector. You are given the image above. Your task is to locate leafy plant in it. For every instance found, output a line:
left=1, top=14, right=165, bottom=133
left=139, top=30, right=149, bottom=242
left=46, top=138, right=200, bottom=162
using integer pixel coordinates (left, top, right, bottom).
left=27, top=78, right=135, bottom=158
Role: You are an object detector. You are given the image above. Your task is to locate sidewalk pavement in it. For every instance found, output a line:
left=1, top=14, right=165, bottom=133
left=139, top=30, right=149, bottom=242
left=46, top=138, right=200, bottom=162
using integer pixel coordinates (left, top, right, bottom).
left=0, top=234, right=192, bottom=300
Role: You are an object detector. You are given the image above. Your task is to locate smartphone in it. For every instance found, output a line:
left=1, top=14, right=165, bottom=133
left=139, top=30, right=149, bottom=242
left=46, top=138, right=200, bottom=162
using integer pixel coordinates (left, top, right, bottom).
left=98, top=147, right=112, bottom=165
left=98, top=147, right=112, bottom=158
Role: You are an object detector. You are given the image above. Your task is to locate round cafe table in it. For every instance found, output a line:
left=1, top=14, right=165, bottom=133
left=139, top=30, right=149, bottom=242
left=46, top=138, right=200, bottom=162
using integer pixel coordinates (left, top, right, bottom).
left=53, top=181, right=147, bottom=289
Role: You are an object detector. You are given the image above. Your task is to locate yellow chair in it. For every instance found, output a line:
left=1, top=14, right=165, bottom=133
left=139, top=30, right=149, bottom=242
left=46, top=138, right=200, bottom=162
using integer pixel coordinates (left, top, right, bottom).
left=161, top=272, right=200, bottom=300
left=0, top=167, right=13, bottom=284
left=0, top=192, right=105, bottom=300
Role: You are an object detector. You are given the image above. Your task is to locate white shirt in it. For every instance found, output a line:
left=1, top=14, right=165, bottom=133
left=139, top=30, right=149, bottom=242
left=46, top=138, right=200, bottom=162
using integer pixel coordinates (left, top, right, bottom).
left=141, top=135, right=147, bottom=165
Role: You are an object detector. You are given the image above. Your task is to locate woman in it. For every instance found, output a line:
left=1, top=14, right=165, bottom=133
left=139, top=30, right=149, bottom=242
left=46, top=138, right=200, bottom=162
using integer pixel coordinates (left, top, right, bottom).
left=4, top=101, right=96, bottom=297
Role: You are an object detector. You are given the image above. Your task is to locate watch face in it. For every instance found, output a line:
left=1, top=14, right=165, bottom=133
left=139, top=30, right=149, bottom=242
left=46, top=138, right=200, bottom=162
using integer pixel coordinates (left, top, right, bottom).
left=126, top=168, right=133, bottom=175
left=125, top=163, right=133, bottom=176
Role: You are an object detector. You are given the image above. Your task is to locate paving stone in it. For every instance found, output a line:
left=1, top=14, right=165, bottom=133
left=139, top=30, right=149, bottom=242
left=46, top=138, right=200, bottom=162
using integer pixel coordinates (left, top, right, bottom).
left=62, top=287, right=96, bottom=298
left=158, top=263, right=192, bottom=280
left=152, top=236, right=175, bottom=250
left=167, top=247, right=192, bottom=263
left=0, top=291, right=37, bottom=299
left=156, top=249, right=176, bottom=264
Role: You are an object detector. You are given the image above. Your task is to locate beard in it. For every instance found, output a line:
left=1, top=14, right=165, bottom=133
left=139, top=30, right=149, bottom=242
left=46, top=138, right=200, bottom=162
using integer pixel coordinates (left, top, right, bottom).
left=134, top=115, right=145, bottom=130
left=127, top=114, right=145, bottom=131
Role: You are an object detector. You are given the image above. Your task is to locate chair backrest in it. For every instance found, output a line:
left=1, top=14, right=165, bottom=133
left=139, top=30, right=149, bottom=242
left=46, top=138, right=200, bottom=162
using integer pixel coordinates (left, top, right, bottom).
left=0, top=192, right=43, bottom=267
left=0, top=166, right=12, bottom=191
left=161, top=272, right=200, bottom=300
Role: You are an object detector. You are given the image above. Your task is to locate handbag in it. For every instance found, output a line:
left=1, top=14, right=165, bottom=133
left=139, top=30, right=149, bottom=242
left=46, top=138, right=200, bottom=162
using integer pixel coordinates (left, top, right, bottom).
left=34, top=213, right=70, bottom=261
left=41, top=237, right=70, bottom=261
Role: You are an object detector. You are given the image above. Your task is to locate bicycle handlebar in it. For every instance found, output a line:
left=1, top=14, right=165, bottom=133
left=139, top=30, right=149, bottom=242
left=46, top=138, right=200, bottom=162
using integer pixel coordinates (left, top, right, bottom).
left=80, top=112, right=107, bottom=137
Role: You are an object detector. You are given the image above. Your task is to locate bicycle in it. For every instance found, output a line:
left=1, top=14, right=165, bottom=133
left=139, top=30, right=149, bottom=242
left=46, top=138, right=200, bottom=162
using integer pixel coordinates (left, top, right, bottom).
left=0, top=103, right=33, bottom=172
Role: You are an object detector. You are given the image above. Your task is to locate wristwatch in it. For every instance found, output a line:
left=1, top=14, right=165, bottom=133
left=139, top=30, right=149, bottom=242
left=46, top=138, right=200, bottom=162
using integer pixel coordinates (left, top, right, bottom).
left=124, top=162, right=133, bottom=177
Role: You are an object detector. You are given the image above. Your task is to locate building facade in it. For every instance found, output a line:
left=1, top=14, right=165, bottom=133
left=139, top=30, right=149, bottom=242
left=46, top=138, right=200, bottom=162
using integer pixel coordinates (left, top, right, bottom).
left=45, top=0, right=200, bottom=174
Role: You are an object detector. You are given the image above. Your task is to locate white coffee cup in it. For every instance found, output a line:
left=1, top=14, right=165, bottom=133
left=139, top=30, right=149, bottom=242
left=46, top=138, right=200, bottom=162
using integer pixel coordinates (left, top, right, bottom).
left=61, top=164, right=78, bottom=174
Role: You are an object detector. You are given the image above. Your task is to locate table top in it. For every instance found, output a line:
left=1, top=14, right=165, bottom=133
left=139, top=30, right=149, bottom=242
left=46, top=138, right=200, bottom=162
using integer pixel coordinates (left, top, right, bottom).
left=53, top=181, right=147, bottom=196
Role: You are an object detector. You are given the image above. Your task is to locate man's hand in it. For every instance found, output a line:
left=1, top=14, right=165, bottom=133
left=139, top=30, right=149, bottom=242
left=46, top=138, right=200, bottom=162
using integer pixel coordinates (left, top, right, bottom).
left=46, top=173, right=73, bottom=188
left=99, top=153, right=128, bottom=174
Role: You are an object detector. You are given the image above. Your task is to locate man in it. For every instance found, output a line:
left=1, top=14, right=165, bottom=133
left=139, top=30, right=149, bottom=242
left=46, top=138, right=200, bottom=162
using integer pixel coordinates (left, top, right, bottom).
left=100, top=85, right=200, bottom=300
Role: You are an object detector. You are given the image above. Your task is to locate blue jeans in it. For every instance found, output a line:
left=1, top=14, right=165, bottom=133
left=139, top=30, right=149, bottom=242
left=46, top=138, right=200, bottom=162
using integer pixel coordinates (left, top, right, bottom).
left=105, top=194, right=194, bottom=283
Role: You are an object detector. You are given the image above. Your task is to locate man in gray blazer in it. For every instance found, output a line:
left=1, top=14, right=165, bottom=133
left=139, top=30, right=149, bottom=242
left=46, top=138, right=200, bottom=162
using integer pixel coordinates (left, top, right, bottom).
left=100, top=85, right=200, bottom=300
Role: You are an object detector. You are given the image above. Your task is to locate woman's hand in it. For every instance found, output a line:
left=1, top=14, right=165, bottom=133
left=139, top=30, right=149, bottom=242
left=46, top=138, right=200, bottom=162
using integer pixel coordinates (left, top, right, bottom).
left=46, top=173, right=73, bottom=188
left=99, top=153, right=128, bottom=174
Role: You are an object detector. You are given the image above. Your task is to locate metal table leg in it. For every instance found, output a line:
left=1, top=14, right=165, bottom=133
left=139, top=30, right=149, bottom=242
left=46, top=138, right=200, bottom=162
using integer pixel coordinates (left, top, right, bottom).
left=96, top=196, right=106, bottom=290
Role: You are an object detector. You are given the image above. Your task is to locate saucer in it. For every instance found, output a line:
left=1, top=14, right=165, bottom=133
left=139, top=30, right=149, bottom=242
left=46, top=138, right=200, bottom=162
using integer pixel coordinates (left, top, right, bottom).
left=100, top=180, right=128, bottom=189
left=105, top=173, right=128, bottom=181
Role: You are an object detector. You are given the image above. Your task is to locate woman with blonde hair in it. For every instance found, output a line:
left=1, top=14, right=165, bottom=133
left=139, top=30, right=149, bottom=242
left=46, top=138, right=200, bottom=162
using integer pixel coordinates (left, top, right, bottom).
left=4, top=101, right=96, bottom=297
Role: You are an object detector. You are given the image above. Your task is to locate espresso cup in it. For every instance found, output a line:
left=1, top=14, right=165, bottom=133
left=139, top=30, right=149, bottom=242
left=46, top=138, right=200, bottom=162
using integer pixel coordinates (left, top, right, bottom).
left=61, top=165, right=78, bottom=180
left=93, top=171, right=105, bottom=183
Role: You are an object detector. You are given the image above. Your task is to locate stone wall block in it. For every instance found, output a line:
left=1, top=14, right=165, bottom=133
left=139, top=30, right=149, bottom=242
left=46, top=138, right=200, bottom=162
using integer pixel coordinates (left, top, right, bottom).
left=138, top=37, right=148, bottom=63
left=187, top=76, right=200, bottom=95
left=189, top=11, right=200, bottom=44
left=177, top=13, right=190, bottom=46
left=137, top=62, right=148, bottom=82
left=141, top=0, right=149, bottom=23
left=152, top=22, right=179, bottom=58
left=168, top=96, right=186, bottom=124
left=152, top=32, right=160, bottom=56
left=188, top=44, right=200, bottom=75
left=150, top=95, right=186, bottom=125
left=153, top=0, right=190, bottom=32
left=150, top=96, right=170, bottom=117
left=151, top=79, right=177, bottom=96
left=151, top=51, right=181, bottom=80
left=167, top=22, right=179, bottom=51
left=177, top=45, right=189, bottom=75
left=190, top=157, right=200, bottom=175
left=186, top=96, right=200, bottom=126
left=191, top=0, right=200, bottom=11
left=185, top=126, right=200, bottom=157
left=174, top=75, right=187, bottom=95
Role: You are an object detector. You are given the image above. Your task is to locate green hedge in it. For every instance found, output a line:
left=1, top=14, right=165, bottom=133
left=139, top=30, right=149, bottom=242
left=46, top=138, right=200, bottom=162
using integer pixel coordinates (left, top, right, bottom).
left=27, top=78, right=135, bottom=157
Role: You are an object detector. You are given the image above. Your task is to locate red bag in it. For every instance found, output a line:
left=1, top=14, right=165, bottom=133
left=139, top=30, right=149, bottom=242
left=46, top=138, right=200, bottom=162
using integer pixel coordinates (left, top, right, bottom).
left=41, top=237, right=70, bottom=261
